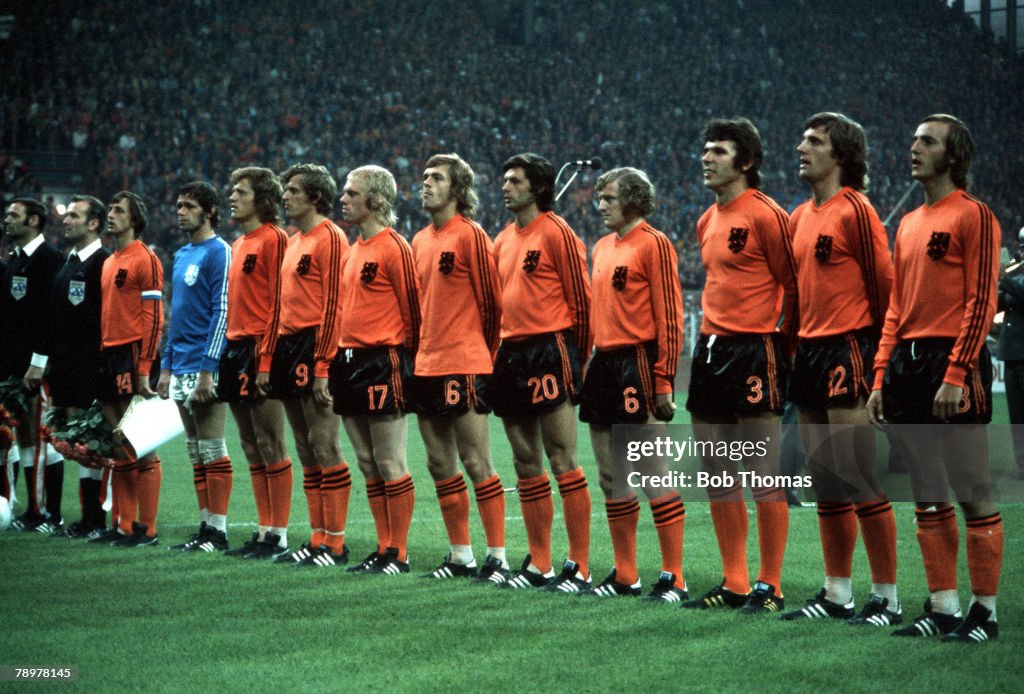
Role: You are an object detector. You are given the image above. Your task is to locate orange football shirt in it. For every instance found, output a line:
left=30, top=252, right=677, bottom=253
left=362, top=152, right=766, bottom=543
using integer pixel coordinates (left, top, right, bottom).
left=411, top=214, right=501, bottom=376
left=278, top=219, right=349, bottom=378
left=494, top=210, right=591, bottom=357
left=591, top=221, right=684, bottom=394
left=226, top=223, right=288, bottom=373
left=100, top=239, right=164, bottom=375
left=873, top=189, right=1000, bottom=389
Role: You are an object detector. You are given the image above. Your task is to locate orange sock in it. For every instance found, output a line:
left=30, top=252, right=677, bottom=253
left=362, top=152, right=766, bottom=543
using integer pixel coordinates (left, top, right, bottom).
left=754, top=489, right=788, bottom=592
left=606, top=495, right=640, bottom=585
left=651, top=491, right=686, bottom=588
left=556, top=467, right=591, bottom=577
left=473, top=474, right=505, bottom=549
left=320, top=463, right=351, bottom=553
left=855, top=500, right=897, bottom=585
left=385, top=474, right=415, bottom=562
left=966, top=513, right=1003, bottom=597
left=113, top=461, right=136, bottom=534
left=817, top=501, right=857, bottom=579
left=518, top=473, right=553, bottom=573
left=136, top=456, right=162, bottom=537
left=205, top=456, right=233, bottom=517
left=266, top=458, right=292, bottom=529
left=302, top=466, right=324, bottom=547
left=193, top=463, right=209, bottom=513
left=366, top=477, right=389, bottom=552
left=435, top=473, right=471, bottom=546
left=709, top=487, right=750, bottom=594
left=250, top=463, right=271, bottom=527
left=916, top=506, right=959, bottom=592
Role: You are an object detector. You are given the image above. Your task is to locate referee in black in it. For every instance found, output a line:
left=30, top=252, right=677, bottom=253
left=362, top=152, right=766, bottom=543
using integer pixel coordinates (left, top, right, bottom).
left=2, top=198, right=65, bottom=531
left=47, top=195, right=113, bottom=538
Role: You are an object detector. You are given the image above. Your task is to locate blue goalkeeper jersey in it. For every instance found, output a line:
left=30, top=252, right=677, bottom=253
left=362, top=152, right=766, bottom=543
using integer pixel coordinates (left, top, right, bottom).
left=164, top=235, right=232, bottom=374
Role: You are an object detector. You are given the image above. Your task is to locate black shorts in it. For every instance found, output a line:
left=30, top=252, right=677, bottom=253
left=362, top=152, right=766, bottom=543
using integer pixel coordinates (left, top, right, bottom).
left=789, top=328, right=876, bottom=410
left=329, top=345, right=412, bottom=417
left=408, top=374, right=491, bottom=417
left=217, top=338, right=260, bottom=403
left=48, top=355, right=100, bottom=409
left=686, top=333, right=789, bottom=417
left=882, top=338, right=993, bottom=424
left=268, top=328, right=316, bottom=398
left=97, top=342, right=140, bottom=401
left=491, top=330, right=582, bottom=418
left=580, top=341, right=668, bottom=425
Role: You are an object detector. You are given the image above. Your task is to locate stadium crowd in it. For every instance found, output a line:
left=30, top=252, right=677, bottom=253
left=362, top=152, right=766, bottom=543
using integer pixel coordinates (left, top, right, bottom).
left=2, top=0, right=1022, bottom=290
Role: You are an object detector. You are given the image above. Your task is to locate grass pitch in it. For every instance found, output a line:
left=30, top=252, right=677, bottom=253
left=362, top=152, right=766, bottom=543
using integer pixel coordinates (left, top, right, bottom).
left=2, top=400, right=1023, bottom=692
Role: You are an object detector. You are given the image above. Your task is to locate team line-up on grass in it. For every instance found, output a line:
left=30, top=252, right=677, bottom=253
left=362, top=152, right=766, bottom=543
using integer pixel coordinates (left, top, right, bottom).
left=0, top=112, right=1005, bottom=644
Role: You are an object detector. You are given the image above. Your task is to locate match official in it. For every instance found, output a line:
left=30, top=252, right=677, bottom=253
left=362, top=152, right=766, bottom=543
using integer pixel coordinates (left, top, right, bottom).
left=2, top=198, right=65, bottom=532
left=48, top=195, right=112, bottom=538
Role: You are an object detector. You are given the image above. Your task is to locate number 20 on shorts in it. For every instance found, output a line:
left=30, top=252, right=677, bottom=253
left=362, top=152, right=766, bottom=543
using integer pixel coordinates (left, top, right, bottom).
left=528, top=374, right=559, bottom=404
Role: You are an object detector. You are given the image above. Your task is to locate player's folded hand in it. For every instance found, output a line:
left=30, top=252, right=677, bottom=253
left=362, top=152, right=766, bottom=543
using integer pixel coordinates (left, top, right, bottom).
left=865, top=390, right=886, bottom=430
left=192, top=372, right=216, bottom=403
left=312, top=377, right=332, bottom=409
left=653, top=392, right=676, bottom=421
left=137, top=376, right=157, bottom=399
left=255, top=372, right=271, bottom=397
left=932, top=382, right=963, bottom=422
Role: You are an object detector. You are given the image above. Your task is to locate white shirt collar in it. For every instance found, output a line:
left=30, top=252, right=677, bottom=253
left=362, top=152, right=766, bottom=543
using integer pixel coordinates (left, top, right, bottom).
left=20, top=234, right=45, bottom=257
left=73, top=238, right=103, bottom=262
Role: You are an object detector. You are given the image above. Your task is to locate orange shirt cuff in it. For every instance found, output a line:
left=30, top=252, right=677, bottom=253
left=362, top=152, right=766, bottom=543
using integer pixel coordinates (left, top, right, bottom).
left=655, top=376, right=674, bottom=395
left=138, top=359, right=153, bottom=377
left=872, top=369, right=886, bottom=392
left=314, top=360, right=330, bottom=379
left=943, top=363, right=968, bottom=389
left=257, top=354, right=272, bottom=374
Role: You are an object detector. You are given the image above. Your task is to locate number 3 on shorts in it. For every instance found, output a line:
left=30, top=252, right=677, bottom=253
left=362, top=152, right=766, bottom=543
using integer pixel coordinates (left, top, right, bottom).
left=746, top=376, right=763, bottom=404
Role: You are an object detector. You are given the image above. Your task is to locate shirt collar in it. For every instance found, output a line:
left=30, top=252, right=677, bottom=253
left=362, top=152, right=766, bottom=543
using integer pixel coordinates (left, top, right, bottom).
left=20, top=234, right=45, bottom=257
left=74, top=238, right=103, bottom=262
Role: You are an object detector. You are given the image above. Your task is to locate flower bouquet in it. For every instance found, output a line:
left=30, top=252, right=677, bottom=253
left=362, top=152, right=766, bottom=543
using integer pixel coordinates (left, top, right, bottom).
left=46, top=403, right=117, bottom=470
